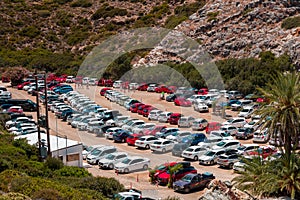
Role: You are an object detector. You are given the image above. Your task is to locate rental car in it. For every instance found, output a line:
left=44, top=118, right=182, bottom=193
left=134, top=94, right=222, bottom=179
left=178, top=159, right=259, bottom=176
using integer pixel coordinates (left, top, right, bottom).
left=105, top=127, right=123, bottom=140
left=150, top=139, right=175, bottom=153
left=174, top=97, right=192, bottom=107
left=209, top=130, right=234, bottom=140
left=181, top=146, right=208, bottom=161
left=222, top=117, right=247, bottom=128
left=134, top=135, right=159, bottom=149
left=148, top=110, right=163, bottom=121
left=126, top=133, right=143, bottom=146
left=114, top=156, right=150, bottom=173
left=113, top=129, right=132, bottom=143
left=98, top=152, right=128, bottom=169
left=253, top=128, right=269, bottom=143
left=181, top=133, right=207, bottom=146
left=197, top=137, right=223, bottom=149
left=173, top=172, right=215, bottom=193
left=220, top=125, right=238, bottom=136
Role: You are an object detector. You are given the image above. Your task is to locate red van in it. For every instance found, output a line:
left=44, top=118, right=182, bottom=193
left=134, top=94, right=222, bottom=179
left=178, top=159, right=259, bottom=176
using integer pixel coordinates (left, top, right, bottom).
left=169, top=113, right=183, bottom=125
left=205, top=121, right=222, bottom=134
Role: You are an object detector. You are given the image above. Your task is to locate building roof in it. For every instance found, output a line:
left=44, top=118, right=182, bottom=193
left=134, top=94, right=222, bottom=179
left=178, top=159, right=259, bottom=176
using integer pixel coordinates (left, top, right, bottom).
left=15, top=132, right=81, bottom=152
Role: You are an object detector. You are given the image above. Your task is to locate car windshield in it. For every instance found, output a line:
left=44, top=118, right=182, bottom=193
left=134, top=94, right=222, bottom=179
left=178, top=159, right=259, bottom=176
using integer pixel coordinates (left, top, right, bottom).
left=86, top=146, right=93, bottom=152
left=227, top=119, right=234, bottom=123
left=238, top=128, right=246, bottom=132
left=157, top=165, right=167, bottom=170
left=221, top=132, right=231, bottom=137
left=205, top=151, right=215, bottom=156
left=122, top=158, right=132, bottom=164
left=139, top=138, right=146, bottom=141
left=185, top=148, right=194, bottom=152
left=91, top=149, right=102, bottom=156
left=217, top=141, right=226, bottom=147
left=153, top=141, right=162, bottom=145
left=105, top=154, right=116, bottom=160
left=181, top=174, right=194, bottom=182
left=237, top=146, right=246, bottom=150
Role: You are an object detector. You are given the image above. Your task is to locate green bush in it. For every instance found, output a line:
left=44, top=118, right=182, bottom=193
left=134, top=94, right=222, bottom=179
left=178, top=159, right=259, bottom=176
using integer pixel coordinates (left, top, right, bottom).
left=71, top=0, right=92, bottom=8
left=38, top=10, right=51, bottom=18
left=53, top=166, right=91, bottom=178
left=65, top=29, right=89, bottom=45
left=91, top=5, right=128, bottom=20
left=281, top=16, right=300, bottom=29
left=18, top=26, right=41, bottom=38
left=44, top=157, right=63, bottom=171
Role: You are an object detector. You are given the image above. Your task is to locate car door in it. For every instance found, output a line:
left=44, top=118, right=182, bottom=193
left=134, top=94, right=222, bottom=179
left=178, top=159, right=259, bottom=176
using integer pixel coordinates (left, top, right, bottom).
left=131, top=159, right=143, bottom=171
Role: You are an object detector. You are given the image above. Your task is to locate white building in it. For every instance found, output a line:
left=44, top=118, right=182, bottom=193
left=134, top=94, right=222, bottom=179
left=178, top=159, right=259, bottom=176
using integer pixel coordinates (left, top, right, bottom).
left=15, top=133, right=83, bottom=167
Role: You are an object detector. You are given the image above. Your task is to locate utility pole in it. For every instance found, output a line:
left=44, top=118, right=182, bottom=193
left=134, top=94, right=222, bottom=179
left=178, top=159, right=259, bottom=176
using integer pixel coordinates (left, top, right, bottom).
left=35, top=72, right=42, bottom=160
left=44, top=74, right=51, bottom=156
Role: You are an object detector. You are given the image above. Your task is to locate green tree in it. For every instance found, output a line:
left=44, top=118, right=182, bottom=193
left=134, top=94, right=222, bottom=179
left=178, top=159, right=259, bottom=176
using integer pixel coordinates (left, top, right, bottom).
left=2, top=67, right=29, bottom=86
left=167, top=164, right=182, bottom=188
left=257, top=72, right=300, bottom=160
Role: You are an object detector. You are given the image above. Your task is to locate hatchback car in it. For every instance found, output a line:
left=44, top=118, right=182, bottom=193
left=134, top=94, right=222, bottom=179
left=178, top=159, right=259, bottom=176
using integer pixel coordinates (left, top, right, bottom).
left=217, top=153, right=240, bottom=168
left=86, top=146, right=117, bottom=165
left=114, top=156, right=150, bottom=173
left=178, top=116, right=195, bottom=128
left=155, top=128, right=179, bottom=138
left=220, top=125, right=238, bottom=136
left=181, top=146, right=208, bottom=161
left=150, top=139, right=175, bottom=153
left=135, top=135, right=159, bottom=149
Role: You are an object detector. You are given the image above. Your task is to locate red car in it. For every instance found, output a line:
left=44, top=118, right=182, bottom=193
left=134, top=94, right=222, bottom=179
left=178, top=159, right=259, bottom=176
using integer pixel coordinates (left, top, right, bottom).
left=155, top=85, right=174, bottom=94
left=174, top=97, right=192, bottom=107
left=55, top=75, right=67, bottom=83
left=7, top=106, right=23, bottom=113
left=246, top=146, right=277, bottom=159
left=142, top=106, right=155, bottom=117
left=100, top=88, right=111, bottom=96
left=130, top=103, right=144, bottom=113
left=17, top=81, right=31, bottom=90
left=137, top=104, right=151, bottom=115
left=126, top=133, right=143, bottom=146
left=143, top=125, right=167, bottom=135
left=198, top=88, right=208, bottom=95
left=169, top=113, right=183, bottom=125
left=205, top=122, right=222, bottom=134
left=157, top=166, right=197, bottom=185
left=137, top=83, right=148, bottom=91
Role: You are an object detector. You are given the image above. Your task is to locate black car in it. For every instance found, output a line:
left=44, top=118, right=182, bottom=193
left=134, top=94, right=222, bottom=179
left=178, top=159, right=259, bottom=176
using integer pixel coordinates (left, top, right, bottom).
left=173, top=172, right=215, bottom=193
left=113, top=130, right=132, bottom=143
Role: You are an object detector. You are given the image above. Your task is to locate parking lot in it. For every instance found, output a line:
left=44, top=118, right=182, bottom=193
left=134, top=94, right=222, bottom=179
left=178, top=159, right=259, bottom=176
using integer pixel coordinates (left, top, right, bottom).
left=6, top=83, right=260, bottom=199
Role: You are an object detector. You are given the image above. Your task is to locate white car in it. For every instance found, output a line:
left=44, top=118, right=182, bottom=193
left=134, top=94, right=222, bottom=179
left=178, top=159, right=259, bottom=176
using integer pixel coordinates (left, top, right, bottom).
left=244, top=119, right=260, bottom=129
left=238, top=106, right=254, bottom=118
left=222, top=117, right=247, bottom=128
left=178, top=116, right=195, bottom=128
left=86, top=146, right=117, bottom=165
left=181, top=146, right=208, bottom=161
left=150, top=139, right=175, bottom=153
left=5, top=117, right=34, bottom=128
left=197, top=137, right=224, bottom=149
left=237, top=144, right=260, bottom=155
left=65, top=76, right=74, bottom=83
left=105, top=127, right=123, bottom=140
left=220, top=125, right=238, bottom=136
left=82, top=145, right=105, bottom=160
left=98, top=152, right=128, bottom=169
left=233, top=156, right=253, bottom=172
left=191, top=118, right=208, bottom=131
left=114, top=156, right=150, bottom=173
left=157, top=112, right=172, bottom=123
left=211, top=140, right=241, bottom=151
left=134, top=135, right=159, bottom=149
left=8, top=123, right=36, bottom=132
left=193, top=100, right=209, bottom=112
left=209, top=131, right=234, bottom=140
left=148, top=110, right=163, bottom=121
left=253, top=128, right=269, bottom=143
left=132, top=123, right=155, bottom=134
left=129, top=83, right=139, bottom=90
left=166, top=131, right=192, bottom=142
left=198, top=149, right=226, bottom=165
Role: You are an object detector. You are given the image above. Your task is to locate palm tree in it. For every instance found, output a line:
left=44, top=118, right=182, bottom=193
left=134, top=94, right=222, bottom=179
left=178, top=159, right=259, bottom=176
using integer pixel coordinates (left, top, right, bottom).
left=167, top=164, right=183, bottom=188
left=257, top=71, right=300, bottom=160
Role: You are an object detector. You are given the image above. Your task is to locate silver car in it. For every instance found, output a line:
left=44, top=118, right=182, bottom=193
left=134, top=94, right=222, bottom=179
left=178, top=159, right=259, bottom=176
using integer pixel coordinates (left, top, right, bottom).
left=114, top=156, right=150, bottom=173
left=98, top=152, right=128, bottom=169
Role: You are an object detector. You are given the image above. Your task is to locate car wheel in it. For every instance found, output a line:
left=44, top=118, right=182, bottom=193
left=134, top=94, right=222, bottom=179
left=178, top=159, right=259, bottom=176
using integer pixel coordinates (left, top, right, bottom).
left=162, top=148, right=166, bottom=153
left=229, top=163, right=233, bottom=169
left=184, top=187, right=190, bottom=193
left=245, top=136, right=248, bottom=140
left=123, top=138, right=126, bottom=143
left=108, top=164, right=114, bottom=169
left=143, top=164, right=148, bottom=170
left=194, top=156, right=198, bottom=161
left=124, top=168, right=129, bottom=173
left=210, top=160, right=214, bottom=165
left=145, top=144, right=150, bottom=149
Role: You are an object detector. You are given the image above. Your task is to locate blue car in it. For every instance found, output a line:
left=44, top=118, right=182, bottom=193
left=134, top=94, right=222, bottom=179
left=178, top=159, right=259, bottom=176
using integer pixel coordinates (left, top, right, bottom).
left=113, top=130, right=132, bottom=143
left=181, top=133, right=206, bottom=146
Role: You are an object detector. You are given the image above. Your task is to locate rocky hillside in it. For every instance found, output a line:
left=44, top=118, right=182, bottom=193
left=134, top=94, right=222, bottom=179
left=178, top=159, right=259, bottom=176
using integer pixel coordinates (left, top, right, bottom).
left=136, top=0, right=300, bottom=67
left=0, top=0, right=203, bottom=56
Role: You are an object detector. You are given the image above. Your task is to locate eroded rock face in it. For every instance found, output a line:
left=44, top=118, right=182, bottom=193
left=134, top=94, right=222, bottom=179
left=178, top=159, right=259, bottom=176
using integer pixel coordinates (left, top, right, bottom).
left=136, top=0, right=300, bottom=67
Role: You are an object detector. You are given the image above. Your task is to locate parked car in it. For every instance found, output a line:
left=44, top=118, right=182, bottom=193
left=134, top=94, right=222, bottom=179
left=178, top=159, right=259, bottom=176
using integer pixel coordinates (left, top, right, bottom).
left=181, top=133, right=207, bottom=146
left=158, top=112, right=172, bottom=123
left=178, top=116, right=195, bottom=128
left=238, top=106, right=254, bottom=119
left=181, top=146, right=208, bottom=161
left=150, top=162, right=190, bottom=182
left=172, top=143, right=191, bottom=157
left=222, top=117, right=247, bottom=128
left=198, top=149, right=226, bottom=165
left=197, top=137, right=224, bottom=149
left=193, top=101, right=209, bottom=112
left=209, top=131, right=234, bottom=140
left=86, top=146, right=117, bottom=165
left=169, top=113, right=183, bottom=125
left=98, top=152, right=128, bottom=169
left=166, top=131, right=192, bottom=142
left=126, top=133, right=143, bottom=146
left=174, top=97, right=192, bottom=107
left=191, top=118, right=208, bottom=131
left=114, top=156, right=150, bottom=173
left=173, top=172, right=215, bottom=193
left=237, top=144, right=260, bottom=155
left=217, top=153, right=240, bottom=169
left=211, top=140, right=241, bottom=151
left=246, top=146, right=277, bottom=159
left=113, top=130, right=132, bottom=143
left=157, top=166, right=197, bottom=185
left=219, top=125, right=238, bottom=136
left=205, top=121, right=222, bottom=134
left=135, top=135, right=159, bottom=149
left=105, top=127, right=123, bottom=140
left=253, top=128, right=269, bottom=143
left=150, top=139, right=175, bottom=153
left=236, top=127, right=254, bottom=140
left=143, top=125, right=167, bottom=136
left=155, top=128, right=179, bottom=139
left=148, top=110, right=163, bottom=121
left=228, top=90, right=243, bottom=99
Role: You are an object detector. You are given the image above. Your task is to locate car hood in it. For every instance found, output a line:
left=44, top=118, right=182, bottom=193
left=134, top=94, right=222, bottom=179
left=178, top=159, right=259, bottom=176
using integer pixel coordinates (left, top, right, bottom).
left=199, top=155, right=213, bottom=160
left=115, top=163, right=128, bottom=168
left=99, top=158, right=112, bottom=163
left=158, top=172, right=169, bottom=179
left=173, top=180, right=189, bottom=187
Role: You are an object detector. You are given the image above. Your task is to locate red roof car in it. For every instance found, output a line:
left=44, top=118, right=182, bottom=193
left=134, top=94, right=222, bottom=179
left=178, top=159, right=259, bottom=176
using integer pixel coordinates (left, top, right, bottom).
left=198, top=88, right=208, bottom=95
left=126, top=133, right=143, bottom=146
left=142, top=107, right=155, bottom=117
left=17, top=81, right=31, bottom=90
left=137, top=83, right=148, bottom=91
left=137, top=104, right=151, bottom=115
left=100, top=87, right=111, bottom=96
left=143, top=125, right=167, bottom=135
left=130, top=103, right=144, bottom=113
left=245, top=146, right=277, bottom=159
left=174, top=97, right=192, bottom=107
left=157, top=166, right=197, bottom=185
left=155, top=85, right=174, bottom=94
left=206, top=121, right=222, bottom=134
left=169, top=113, right=183, bottom=125
left=7, top=106, right=23, bottom=113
